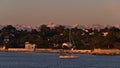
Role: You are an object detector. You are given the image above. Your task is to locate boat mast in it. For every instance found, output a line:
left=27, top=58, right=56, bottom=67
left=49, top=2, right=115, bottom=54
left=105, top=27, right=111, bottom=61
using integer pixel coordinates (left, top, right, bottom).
left=69, top=29, right=71, bottom=43
left=69, top=29, right=76, bottom=49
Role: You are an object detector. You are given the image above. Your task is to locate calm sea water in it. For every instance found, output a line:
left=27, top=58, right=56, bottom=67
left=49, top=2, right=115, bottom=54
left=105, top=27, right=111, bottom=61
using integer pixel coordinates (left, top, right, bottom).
left=0, top=52, right=120, bottom=68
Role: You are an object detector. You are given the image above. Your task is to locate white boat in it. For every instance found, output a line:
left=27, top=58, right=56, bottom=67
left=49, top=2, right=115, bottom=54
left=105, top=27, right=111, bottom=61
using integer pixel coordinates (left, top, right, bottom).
left=59, top=55, right=79, bottom=59
left=59, top=29, right=79, bottom=59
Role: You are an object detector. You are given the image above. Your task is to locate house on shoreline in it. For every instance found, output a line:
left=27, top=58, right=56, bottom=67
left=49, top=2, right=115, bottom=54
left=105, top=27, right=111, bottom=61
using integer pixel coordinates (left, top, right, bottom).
left=0, top=42, right=36, bottom=52
left=25, top=42, right=36, bottom=49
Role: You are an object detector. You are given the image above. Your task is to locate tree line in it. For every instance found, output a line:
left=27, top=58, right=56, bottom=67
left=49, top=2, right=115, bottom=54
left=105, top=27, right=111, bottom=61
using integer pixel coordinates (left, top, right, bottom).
left=0, top=25, right=120, bottom=49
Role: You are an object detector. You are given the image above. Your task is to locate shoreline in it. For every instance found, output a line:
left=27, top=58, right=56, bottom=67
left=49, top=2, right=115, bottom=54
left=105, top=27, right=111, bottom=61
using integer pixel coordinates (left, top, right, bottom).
left=0, top=48, right=120, bottom=55
left=0, top=48, right=91, bottom=54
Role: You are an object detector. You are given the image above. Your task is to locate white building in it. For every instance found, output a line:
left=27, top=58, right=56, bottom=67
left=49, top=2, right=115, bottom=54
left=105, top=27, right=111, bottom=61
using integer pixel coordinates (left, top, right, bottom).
left=25, top=42, right=36, bottom=49
left=103, top=32, right=109, bottom=37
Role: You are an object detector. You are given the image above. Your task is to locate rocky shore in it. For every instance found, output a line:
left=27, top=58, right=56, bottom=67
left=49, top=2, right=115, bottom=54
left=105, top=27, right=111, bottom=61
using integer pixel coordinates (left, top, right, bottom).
left=91, top=49, right=120, bottom=55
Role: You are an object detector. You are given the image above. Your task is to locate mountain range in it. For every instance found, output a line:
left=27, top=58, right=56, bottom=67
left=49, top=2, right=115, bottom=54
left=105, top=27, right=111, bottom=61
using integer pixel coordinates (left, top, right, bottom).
left=0, top=24, right=120, bottom=31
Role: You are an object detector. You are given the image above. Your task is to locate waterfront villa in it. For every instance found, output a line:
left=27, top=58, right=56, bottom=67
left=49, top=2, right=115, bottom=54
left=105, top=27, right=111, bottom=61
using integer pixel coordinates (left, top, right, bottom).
left=25, top=42, right=36, bottom=49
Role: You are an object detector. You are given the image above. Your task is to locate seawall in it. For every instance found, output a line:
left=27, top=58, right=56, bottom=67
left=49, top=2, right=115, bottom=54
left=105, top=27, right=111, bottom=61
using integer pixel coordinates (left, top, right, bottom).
left=0, top=48, right=91, bottom=54
left=1, top=48, right=120, bottom=55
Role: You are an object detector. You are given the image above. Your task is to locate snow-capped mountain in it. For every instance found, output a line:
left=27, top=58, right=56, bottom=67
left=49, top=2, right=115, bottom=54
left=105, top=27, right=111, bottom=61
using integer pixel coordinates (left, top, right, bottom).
left=0, top=23, right=120, bottom=31
left=0, top=25, right=4, bottom=30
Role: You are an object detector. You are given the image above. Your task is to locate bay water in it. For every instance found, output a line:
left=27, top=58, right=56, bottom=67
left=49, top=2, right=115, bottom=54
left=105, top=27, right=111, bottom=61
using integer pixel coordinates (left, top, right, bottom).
left=0, top=52, right=120, bottom=68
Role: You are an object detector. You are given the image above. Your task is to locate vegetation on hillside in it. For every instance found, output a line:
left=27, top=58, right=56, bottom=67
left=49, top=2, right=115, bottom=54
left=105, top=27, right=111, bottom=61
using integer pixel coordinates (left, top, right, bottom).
left=0, top=25, right=120, bottom=49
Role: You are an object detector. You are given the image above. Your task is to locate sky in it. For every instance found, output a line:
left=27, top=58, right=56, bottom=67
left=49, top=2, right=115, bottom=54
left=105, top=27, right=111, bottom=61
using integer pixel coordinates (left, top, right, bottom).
left=0, top=0, right=120, bottom=26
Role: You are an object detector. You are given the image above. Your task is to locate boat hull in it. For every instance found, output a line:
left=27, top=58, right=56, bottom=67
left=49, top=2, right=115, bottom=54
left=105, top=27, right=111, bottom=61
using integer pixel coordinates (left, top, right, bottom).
left=59, top=55, right=79, bottom=59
